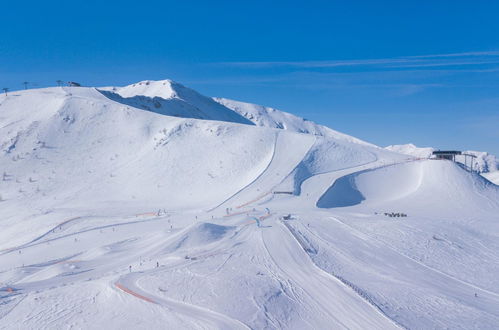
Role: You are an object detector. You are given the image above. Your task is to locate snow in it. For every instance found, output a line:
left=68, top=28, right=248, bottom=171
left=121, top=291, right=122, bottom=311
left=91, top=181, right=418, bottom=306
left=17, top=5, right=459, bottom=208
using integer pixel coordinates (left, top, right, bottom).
left=101, top=80, right=254, bottom=125
left=385, top=143, right=434, bottom=158
left=214, top=97, right=374, bottom=146
left=111, top=80, right=178, bottom=99
left=483, top=171, right=499, bottom=185
left=385, top=143, right=499, bottom=174
left=1, top=80, right=499, bottom=329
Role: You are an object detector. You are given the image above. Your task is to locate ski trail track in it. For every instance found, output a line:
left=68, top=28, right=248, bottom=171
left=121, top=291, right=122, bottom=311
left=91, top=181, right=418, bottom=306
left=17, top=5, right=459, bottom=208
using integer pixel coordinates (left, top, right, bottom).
left=209, top=131, right=316, bottom=212
left=2, top=152, right=495, bottom=328
left=112, top=223, right=255, bottom=330
left=286, top=213, right=499, bottom=327
left=328, top=214, right=499, bottom=300
left=115, top=272, right=249, bottom=330
left=260, top=218, right=400, bottom=329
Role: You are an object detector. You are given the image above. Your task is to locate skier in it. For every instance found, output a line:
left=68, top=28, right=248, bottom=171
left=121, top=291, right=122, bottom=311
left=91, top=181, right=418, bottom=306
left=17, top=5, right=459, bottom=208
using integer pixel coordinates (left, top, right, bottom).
left=129, top=265, right=132, bottom=273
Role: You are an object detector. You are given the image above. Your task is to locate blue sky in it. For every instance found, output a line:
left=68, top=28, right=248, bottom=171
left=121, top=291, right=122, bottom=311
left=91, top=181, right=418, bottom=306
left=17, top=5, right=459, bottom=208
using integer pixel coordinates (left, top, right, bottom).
left=1, top=1, right=498, bottom=155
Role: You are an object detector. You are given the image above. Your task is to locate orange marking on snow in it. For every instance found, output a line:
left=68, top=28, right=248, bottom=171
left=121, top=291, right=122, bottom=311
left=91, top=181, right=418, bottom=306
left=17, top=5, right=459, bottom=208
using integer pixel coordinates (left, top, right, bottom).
left=6, top=287, right=14, bottom=293
left=115, top=282, right=157, bottom=304
left=135, top=212, right=157, bottom=217
left=236, top=191, right=272, bottom=209
left=223, top=210, right=249, bottom=218
left=241, top=213, right=273, bottom=226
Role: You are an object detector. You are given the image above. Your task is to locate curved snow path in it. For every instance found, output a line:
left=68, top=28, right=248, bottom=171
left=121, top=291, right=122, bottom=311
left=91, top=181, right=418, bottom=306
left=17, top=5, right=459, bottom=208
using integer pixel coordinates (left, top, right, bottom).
left=261, top=219, right=400, bottom=330
left=295, top=159, right=432, bottom=209
left=328, top=214, right=499, bottom=301
left=0, top=214, right=162, bottom=256
left=112, top=225, right=254, bottom=330
left=209, top=131, right=316, bottom=212
left=207, top=132, right=279, bottom=212
left=0, top=216, right=87, bottom=255
left=115, top=273, right=249, bottom=330
left=295, top=158, right=381, bottom=208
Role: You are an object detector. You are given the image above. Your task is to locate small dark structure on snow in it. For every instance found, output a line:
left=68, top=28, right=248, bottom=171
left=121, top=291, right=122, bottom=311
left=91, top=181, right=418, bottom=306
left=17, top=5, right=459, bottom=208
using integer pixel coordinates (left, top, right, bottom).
left=432, top=150, right=477, bottom=172
left=432, top=150, right=461, bottom=161
left=67, top=81, right=81, bottom=87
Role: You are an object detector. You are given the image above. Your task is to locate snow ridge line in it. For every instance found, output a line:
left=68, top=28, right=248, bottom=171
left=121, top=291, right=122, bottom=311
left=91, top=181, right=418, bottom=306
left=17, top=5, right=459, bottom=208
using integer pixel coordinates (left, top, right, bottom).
left=0, top=216, right=163, bottom=256
left=113, top=238, right=252, bottom=329
left=114, top=282, right=157, bottom=304
left=240, top=213, right=274, bottom=226
left=235, top=191, right=272, bottom=209
left=0, top=216, right=84, bottom=255
left=207, top=131, right=279, bottom=212
left=330, top=215, right=499, bottom=299
left=281, top=220, right=405, bottom=330
left=223, top=210, right=249, bottom=218
left=0, top=294, right=27, bottom=321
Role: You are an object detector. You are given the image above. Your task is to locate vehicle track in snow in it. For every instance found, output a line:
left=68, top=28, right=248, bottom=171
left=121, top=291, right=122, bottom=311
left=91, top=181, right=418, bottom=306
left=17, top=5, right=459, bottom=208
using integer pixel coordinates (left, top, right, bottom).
left=329, top=214, right=499, bottom=300
left=115, top=271, right=249, bottom=330
left=260, top=218, right=400, bottom=330
left=112, top=225, right=253, bottom=330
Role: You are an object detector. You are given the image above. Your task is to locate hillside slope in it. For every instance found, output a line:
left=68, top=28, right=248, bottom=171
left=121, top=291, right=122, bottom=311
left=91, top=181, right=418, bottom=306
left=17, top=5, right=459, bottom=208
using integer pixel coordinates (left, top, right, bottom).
left=1, top=80, right=498, bottom=329
left=214, top=97, right=373, bottom=145
left=385, top=143, right=499, bottom=173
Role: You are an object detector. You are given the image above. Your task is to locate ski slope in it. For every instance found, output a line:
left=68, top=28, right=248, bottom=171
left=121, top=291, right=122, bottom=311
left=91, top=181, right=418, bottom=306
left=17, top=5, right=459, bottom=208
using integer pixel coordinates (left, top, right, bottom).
left=483, top=171, right=499, bottom=185
left=1, top=80, right=499, bottom=329
left=385, top=143, right=499, bottom=173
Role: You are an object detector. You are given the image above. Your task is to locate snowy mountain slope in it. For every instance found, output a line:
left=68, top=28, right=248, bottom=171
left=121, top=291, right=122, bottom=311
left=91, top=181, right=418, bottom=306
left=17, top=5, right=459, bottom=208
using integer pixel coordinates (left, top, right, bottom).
left=483, top=171, right=499, bottom=185
left=214, top=97, right=373, bottom=146
left=0, top=86, right=280, bottom=245
left=100, top=80, right=254, bottom=125
left=318, top=160, right=499, bottom=212
left=385, top=143, right=499, bottom=174
left=385, top=143, right=434, bottom=158
left=1, top=80, right=499, bottom=329
left=311, top=160, right=499, bottom=327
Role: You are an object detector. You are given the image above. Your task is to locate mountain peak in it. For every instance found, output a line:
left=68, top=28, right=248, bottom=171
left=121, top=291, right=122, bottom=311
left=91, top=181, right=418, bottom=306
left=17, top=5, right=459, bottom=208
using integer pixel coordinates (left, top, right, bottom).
left=114, top=79, right=181, bottom=99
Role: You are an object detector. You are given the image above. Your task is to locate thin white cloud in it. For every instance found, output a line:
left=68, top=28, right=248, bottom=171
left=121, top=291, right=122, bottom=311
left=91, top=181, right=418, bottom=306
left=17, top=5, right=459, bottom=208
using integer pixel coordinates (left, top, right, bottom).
left=408, top=51, right=499, bottom=58
left=215, top=51, right=499, bottom=70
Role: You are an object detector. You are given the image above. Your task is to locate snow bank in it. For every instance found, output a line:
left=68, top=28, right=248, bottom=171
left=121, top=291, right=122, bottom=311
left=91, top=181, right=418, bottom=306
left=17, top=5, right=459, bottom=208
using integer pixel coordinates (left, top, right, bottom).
left=385, top=143, right=498, bottom=173
left=318, top=160, right=499, bottom=211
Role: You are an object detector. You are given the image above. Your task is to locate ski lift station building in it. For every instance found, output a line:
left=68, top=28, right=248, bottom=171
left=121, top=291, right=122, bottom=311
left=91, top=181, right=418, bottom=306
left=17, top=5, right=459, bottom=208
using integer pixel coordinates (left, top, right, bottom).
left=432, top=150, right=477, bottom=172
left=432, top=150, right=462, bottom=161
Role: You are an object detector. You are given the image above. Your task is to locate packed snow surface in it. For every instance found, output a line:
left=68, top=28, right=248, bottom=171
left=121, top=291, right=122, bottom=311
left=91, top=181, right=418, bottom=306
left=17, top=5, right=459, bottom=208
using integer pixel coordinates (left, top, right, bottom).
left=483, top=171, right=499, bottom=185
left=1, top=81, right=498, bottom=329
left=386, top=143, right=499, bottom=173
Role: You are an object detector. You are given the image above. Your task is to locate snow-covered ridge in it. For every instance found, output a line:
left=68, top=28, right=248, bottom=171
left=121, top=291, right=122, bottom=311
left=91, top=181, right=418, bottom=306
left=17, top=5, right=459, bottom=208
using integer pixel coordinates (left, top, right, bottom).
left=109, top=79, right=178, bottom=99
left=99, top=80, right=254, bottom=126
left=385, top=143, right=499, bottom=174
left=214, top=97, right=374, bottom=146
left=98, top=80, right=371, bottom=146
left=385, top=143, right=434, bottom=159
